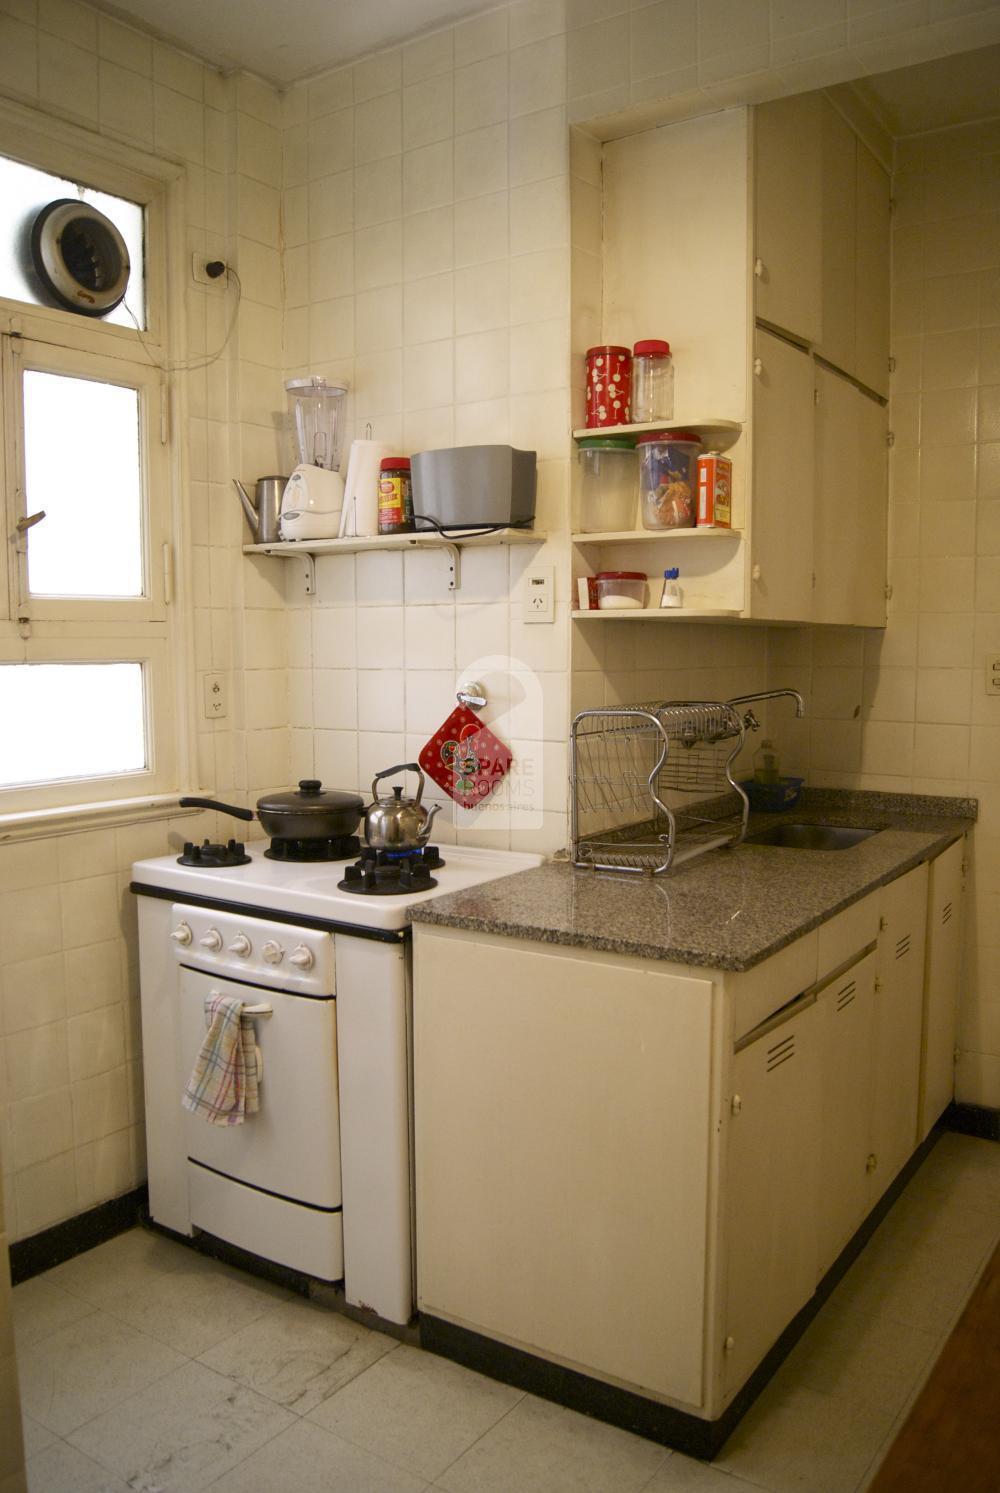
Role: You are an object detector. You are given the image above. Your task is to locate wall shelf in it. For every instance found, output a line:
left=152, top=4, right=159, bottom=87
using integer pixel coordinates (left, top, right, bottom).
left=572, top=608, right=744, bottom=621
left=572, top=418, right=743, bottom=442
left=244, top=528, right=545, bottom=596
left=572, top=527, right=741, bottom=544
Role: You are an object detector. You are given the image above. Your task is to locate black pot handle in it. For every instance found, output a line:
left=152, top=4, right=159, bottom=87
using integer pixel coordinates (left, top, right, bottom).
left=179, top=796, right=254, bottom=822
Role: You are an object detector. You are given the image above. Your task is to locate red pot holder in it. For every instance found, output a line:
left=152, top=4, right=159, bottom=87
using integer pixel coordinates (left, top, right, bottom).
left=419, top=705, right=512, bottom=810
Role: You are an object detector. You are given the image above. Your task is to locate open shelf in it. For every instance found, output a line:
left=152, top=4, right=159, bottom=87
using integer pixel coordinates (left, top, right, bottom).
left=572, top=418, right=743, bottom=442
left=572, top=608, right=744, bottom=621
left=243, top=527, right=544, bottom=558
left=572, top=527, right=741, bottom=544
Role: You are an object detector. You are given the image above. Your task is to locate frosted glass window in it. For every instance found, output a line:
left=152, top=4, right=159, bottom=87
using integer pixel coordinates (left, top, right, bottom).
left=0, top=663, right=146, bottom=787
left=0, top=154, right=145, bottom=328
left=24, top=370, right=144, bottom=599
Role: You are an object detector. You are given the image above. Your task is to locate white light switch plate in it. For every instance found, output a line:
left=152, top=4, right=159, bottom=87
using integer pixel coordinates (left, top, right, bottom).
left=987, top=656, right=1000, bottom=695
left=523, top=567, right=554, bottom=623
left=203, top=672, right=228, bottom=718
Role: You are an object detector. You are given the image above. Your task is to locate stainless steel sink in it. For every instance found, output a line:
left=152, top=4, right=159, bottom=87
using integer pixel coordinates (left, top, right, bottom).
left=743, top=823, right=881, bottom=851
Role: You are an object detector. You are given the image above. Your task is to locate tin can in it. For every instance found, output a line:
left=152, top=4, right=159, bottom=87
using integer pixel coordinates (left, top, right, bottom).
left=696, top=451, right=732, bottom=529
left=378, top=457, right=413, bottom=534
left=585, top=345, right=631, bottom=428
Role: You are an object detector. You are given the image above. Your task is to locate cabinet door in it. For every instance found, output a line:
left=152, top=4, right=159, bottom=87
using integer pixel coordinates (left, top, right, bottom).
left=813, top=367, right=887, bottom=627
left=754, top=95, right=823, bottom=344
left=871, top=865, right=929, bottom=1198
left=816, top=952, right=877, bottom=1278
left=750, top=328, right=815, bottom=622
left=816, top=100, right=856, bottom=377
left=855, top=142, right=891, bottom=398
left=723, top=998, right=820, bottom=1397
left=919, top=839, right=966, bottom=1139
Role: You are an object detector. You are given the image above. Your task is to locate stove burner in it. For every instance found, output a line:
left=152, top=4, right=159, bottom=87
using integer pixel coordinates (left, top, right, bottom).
left=265, top=834, right=362, bottom=863
left=338, top=844, right=445, bottom=895
left=178, top=838, right=251, bottom=868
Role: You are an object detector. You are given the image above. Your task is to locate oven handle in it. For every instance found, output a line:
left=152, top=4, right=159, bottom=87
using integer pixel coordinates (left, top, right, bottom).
left=243, top=1004, right=272, bottom=1018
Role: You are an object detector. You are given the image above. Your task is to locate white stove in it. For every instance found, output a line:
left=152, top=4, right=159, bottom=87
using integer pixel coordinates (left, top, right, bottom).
left=132, top=840, right=541, bottom=1324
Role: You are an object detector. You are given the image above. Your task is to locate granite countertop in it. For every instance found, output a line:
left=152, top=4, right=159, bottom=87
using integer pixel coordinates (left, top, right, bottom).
left=410, top=790, right=977, bottom=972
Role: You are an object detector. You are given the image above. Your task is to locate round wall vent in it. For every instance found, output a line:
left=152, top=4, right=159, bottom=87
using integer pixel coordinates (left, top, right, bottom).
left=30, top=198, right=131, bottom=317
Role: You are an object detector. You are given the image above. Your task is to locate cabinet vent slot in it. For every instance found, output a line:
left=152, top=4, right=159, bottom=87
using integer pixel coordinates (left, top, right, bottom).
left=836, top=980, right=857, bottom=1011
left=942, top=901, right=953, bottom=925
left=766, top=1034, right=795, bottom=1072
left=895, top=935, right=911, bottom=960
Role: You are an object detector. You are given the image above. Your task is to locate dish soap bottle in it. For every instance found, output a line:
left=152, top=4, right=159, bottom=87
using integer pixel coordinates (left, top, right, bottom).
left=754, top=738, right=780, bottom=786
left=659, top=567, right=682, bottom=608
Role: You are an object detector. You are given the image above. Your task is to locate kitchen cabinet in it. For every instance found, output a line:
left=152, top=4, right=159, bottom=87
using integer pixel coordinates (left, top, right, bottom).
left=919, top=838, right=966, bottom=1139
left=754, top=94, right=823, bottom=346
left=813, top=363, right=888, bottom=627
left=750, top=328, right=815, bottom=622
left=855, top=140, right=892, bottom=399
left=413, top=837, right=965, bottom=1441
left=817, top=103, right=857, bottom=378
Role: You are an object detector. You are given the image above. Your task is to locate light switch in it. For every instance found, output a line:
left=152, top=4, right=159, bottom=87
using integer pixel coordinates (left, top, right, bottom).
left=203, top=672, right=228, bottom=718
left=987, top=657, right=1000, bottom=695
left=523, top=567, right=554, bottom=624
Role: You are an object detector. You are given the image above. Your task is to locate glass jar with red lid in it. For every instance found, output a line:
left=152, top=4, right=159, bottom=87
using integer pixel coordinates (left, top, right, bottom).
left=378, top=457, right=413, bottom=534
left=631, top=339, right=673, bottom=423
left=585, top=345, right=631, bottom=428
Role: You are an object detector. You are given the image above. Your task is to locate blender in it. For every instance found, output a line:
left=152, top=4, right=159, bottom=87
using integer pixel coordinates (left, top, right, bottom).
left=280, top=376, right=348, bottom=539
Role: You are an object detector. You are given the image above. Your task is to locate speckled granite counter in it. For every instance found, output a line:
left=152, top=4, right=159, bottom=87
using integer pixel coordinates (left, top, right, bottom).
left=410, top=790, right=977, bottom=972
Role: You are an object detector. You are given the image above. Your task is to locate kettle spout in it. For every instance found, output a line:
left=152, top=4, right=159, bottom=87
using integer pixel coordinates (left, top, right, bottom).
left=418, top=802, right=441, bottom=843
left=233, top=479, right=259, bottom=536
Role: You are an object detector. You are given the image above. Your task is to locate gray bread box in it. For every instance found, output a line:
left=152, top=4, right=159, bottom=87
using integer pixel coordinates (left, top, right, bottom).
left=410, top=445, right=537, bottom=531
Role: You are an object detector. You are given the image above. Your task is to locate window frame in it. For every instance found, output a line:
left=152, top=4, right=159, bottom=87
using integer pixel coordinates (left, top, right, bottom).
left=0, top=98, right=195, bottom=824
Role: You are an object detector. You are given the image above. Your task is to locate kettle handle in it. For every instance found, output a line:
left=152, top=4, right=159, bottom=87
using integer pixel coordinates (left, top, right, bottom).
left=371, top=762, right=424, bottom=805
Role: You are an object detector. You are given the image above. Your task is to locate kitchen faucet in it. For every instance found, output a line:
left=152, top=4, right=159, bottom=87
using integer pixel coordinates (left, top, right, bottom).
left=727, top=689, right=806, bottom=734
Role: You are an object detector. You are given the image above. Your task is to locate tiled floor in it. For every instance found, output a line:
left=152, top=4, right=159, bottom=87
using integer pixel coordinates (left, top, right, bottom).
left=12, top=1132, right=1000, bottom=1493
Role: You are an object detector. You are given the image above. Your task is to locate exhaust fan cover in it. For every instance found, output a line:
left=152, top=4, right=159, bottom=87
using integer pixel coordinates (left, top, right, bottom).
left=30, top=198, right=131, bottom=317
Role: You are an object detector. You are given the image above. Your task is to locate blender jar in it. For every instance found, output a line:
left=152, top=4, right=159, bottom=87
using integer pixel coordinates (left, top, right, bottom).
left=286, top=376, right=348, bottom=471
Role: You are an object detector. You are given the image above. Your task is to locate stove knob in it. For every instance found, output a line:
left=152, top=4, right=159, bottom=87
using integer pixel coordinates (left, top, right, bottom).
left=261, top=940, right=285, bottom=965
left=199, top=928, right=223, bottom=952
left=170, top=922, right=193, bottom=946
left=228, top=934, right=252, bottom=957
left=289, top=945, right=314, bottom=971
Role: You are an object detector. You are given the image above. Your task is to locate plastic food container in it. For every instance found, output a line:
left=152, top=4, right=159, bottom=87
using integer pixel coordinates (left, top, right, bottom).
left=637, top=432, right=702, bottom=530
left=576, top=437, right=638, bottom=532
left=631, top=340, right=673, bottom=423
left=585, top=345, right=631, bottom=428
left=596, top=570, right=647, bottom=610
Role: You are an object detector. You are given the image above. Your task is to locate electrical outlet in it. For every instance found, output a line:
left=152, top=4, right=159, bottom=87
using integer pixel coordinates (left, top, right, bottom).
left=191, top=253, right=227, bottom=288
left=523, top=567, right=554, bottom=624
left=203, top=672, right=228, bottom=719
left=987, top=656, right=1000, bottom=695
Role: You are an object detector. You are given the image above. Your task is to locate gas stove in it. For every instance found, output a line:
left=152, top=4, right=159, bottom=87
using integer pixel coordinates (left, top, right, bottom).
left=132, top=841, right=542, bottom=933
left=339, top=844, right=445, bottom=896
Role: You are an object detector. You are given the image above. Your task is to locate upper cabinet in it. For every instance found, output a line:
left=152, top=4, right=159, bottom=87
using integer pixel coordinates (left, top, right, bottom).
left=855, top=140, right=892, bottom=399
left=754, top=94, right=824, bottom=346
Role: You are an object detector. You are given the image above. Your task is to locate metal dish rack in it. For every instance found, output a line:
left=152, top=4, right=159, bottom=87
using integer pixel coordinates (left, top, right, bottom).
left=569, top=691, right=803, bottom=876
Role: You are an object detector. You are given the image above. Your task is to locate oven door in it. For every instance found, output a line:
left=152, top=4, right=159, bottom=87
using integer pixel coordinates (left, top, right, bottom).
left=178, top=968, right=342, bottom=1210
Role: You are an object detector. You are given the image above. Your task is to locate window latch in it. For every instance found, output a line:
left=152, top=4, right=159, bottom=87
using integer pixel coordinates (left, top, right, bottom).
left=15, top=510, right=45, bottom=534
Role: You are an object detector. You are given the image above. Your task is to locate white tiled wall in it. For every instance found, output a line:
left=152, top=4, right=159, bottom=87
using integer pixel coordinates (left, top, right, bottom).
left=765, top=116, right=1000, bottom=1108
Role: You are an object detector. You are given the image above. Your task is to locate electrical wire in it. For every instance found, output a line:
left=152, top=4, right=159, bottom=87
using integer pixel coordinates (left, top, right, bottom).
left=410, top=514, right=535, bottom=540
left=122, top=267, right=242, bottom=374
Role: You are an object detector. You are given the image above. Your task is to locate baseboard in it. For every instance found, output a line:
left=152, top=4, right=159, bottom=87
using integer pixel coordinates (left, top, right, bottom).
left=420, top=1125, right=943, bottom=1460
left=944, top=1101, right=1000, bottom=1142
left=9, top=1186, right=148, bottom=1286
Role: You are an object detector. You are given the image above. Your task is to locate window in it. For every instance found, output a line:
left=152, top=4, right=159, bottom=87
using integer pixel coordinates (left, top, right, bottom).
left=0, top=119, right=182, bottom=818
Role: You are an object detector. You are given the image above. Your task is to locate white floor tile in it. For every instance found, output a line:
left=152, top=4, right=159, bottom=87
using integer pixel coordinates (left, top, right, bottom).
left=435, top=1393, right=667, bottom=1493
left=19, top=1415, right=57, bottom=1460
left=198, top=1296, right=398, bottom=1413
left=17, top=1309, right=185, bottom=1436
left=66, top=1360, right=296, bottom=1493
left=640, top=1451, right=763, bottom=1490
left=769, top=1301, right=941, bottom=1418
left=45, top=1228, right=199, bottom=1305
left=12, top=1277, right=96, bottom=1349
left=308, top=1342, right=523, bottom=1482
left=207, top=1417, right=430, bottom=1493
left=27, top=1438, right=131, bottom=1493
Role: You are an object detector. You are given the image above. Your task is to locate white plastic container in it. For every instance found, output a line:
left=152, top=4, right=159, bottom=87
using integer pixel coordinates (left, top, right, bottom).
left=576, top=437, right=638, bottom=532
left=596, top=571, right=647, bottom=610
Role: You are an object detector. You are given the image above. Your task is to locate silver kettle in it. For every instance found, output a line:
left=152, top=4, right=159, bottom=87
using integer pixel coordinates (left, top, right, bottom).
left=365, top=763, right=440, bottom=851
left=234, top=476, right=287, bottom=544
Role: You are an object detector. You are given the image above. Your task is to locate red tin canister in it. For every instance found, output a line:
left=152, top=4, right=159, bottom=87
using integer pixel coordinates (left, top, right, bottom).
left=585, top=345, right=631, bottom=428
left=696, top=451, right=732, bottom=528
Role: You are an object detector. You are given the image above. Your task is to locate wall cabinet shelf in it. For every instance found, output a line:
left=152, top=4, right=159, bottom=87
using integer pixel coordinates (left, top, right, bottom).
left=572, top=419, right=742, bottom=444
left=572, top=608, right=742, bottom=621
left=572, top=527, right=740, bottom=544
left=243, top=528, right=545, bottom=596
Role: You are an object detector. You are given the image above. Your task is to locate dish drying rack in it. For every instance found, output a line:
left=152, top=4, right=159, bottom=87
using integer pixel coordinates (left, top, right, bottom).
left=570, top=691, right=803, bottom=875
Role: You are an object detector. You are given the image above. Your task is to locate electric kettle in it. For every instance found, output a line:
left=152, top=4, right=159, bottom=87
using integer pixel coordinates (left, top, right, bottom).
left=364, top=763, right=440, bottom=851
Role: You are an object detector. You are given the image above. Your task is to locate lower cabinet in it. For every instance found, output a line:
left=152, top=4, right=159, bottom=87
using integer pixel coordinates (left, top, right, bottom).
left=919, top=839, right=965, bottom=1138
left=816, top=949, right=877, bottom=1278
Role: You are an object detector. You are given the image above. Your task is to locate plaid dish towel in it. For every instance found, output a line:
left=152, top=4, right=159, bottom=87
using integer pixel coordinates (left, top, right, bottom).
left=182, top=992, right=260, bottom=1125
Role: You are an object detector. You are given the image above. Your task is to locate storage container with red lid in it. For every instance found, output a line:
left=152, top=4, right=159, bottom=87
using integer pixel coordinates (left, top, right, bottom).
left=632, top=339, right=673, bottom=423
left=596, top=570, right=647, bottom=610
left=636, top=432, right=702, bottom=530
left=585, top=345, right=631, bottom=428
left=378, top=456, right=413, bottom=534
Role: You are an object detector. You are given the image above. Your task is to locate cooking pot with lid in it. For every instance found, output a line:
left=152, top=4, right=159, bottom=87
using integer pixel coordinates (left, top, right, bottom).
left=180, top=780, right=364, bottom=841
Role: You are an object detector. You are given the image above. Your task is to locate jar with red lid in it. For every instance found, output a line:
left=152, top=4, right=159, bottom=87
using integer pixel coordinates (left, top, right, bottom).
left=585, top=345, right=631, bottom=428
left=596, top=570, right=647, bottom=610
left=378, top=457, right=413, bottom=534
left=632, top=339, right=673, bottom=423
left=637, top=432, right=702, bottom=530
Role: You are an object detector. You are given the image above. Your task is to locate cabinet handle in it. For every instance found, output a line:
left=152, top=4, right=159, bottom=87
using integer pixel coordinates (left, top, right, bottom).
left=866, top=1153, right=877, bottom=1174
left=751, top=564, right=762, bottom=582
left=753, top=257, right=765, bottom=278
left=731, top=1095, right=742, bottom=1115
left=753, top=356, right=763, bottom=377
left=879, top=915, right=888, bottom=931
